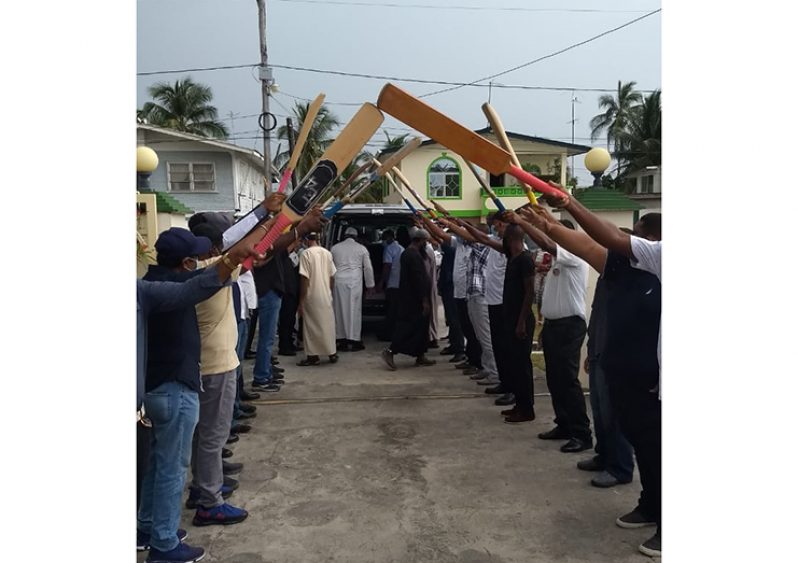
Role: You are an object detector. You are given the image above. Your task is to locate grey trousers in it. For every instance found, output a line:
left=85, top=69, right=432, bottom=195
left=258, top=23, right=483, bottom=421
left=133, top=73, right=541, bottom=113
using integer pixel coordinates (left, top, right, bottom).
left=191, top=369, right=237, bottom=508
left=467, top=295, right=497, bottom=378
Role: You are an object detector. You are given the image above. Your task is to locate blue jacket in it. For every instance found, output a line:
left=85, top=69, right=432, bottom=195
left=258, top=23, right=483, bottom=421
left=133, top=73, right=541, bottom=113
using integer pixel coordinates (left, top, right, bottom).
left=136, top=266, right=226, bottom=408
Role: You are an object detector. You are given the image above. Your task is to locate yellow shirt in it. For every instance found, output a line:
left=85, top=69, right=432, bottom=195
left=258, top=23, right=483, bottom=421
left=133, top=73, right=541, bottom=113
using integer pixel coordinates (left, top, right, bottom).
left=195, top=257, right=240, bottom=376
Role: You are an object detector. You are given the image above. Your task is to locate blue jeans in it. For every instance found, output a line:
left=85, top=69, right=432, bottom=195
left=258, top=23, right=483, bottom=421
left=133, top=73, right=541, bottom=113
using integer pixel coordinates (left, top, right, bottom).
left=253, top=290, right=282, bottom=385
left=589, top=359, right=634, bottom=482
left=137, top=381, right=199, bottom=552
left=233, top=318, right=249, bottom=420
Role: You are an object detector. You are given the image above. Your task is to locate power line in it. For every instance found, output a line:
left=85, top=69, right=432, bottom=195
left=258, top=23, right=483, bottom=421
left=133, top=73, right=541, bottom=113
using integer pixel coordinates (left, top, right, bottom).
left=275, top=0, right=656, bottom=14
left=137, top=63, right=256, bottom=77
left=420, top=8, right=662, bottom=97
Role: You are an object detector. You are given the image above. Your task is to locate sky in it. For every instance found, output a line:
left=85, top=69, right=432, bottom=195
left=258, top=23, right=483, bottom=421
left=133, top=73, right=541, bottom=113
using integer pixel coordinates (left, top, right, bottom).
left=136, top=0, right=661, bottom=185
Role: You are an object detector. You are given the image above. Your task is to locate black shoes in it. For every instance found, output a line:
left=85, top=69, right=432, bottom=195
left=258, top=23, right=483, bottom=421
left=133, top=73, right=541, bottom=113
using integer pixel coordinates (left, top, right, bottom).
left=350, top=341, right=365, bottom=351
left=252, top=382, right=281, bottom=392
left=538, top=427, right=571, bottom=440
left=239, top=403, right=257, bottom=414
left=244, top=350, right=257, bottom=359
left=381, top=349, right=397, bottom=371
left=428, top=339, right=439, bottom=349
left=278, top=348, right=297, bottom=356
left=223, top=476, right=239, bottom=490
left=616, top=508, right=657, bottom=529
left=454, top=361, right=471, bottom=369
left=222, top=448, right=233, bottom=459
left=226, top=434, right=239, bottom=445
left=504, top=410, right=536, bottom=424
left=560, top=438, right=592, bottom=453
left=494, top=393, right=515, bottom=406
left=576, top=456, right=603, bottom=472
left=484, top=385, right=505, bottom=395
left=222, top=461, right=243, bottom=474
left=236, top=410, right=257, bottom=420
left=415, top=355, right=436, bottom=367
left=449, top=353, right=467, bottom=363
left=240, top=390, right=260, bottom=401
left=231, top=424, right=251, bottom=435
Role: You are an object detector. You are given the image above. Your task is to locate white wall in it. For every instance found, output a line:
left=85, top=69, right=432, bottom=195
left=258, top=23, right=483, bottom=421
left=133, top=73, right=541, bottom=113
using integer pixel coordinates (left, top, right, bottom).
left=233, top=156, right=264, bottom=213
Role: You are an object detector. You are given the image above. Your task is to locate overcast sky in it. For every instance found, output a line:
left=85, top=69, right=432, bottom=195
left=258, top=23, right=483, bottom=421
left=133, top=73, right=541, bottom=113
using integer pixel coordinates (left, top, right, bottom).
left=137, top=0, right=661, bottom=184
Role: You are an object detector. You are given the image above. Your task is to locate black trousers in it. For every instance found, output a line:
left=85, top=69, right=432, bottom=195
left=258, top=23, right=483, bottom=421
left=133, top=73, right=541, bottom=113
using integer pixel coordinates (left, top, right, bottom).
left=504, top=311, right=535, bottom=414
left=541, top=316, right=592, bottom=442
left=245, top=309, right=259, bottom=353
left=440, top=285, right=464, bottom=353
left=278, top=292, right=299, bottom=352
left=379, top=288, right=401, bottom=341
left=613, top=383, right=661, bottom=526
left=488, top=304, right=511, bottom=387
left=456, top=297, right=482, bottom=368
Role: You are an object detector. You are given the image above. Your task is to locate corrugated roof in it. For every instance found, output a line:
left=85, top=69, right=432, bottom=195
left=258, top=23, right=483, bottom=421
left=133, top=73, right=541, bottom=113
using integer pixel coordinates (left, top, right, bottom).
left=573, top=188, right=642, bottom=211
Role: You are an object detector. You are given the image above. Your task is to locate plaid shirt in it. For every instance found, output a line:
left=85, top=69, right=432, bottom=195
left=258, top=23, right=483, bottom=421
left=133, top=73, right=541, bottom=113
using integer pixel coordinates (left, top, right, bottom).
left=466, top=242, right=491, bottom=297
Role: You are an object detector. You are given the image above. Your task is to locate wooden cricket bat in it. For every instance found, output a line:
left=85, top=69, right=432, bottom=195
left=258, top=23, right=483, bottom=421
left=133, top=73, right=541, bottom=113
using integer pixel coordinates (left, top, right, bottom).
left=464, top=160, right=507, bottom=213
left=377, top=84, right=562, bottom=198
left=242, top=102, right=384, bottom=269
left=481, top=102, right=538, bottom=205
left=383, top=171, right=420, bottom=214
left=277, top=93, right=326, bottom=194
left=388, top=165, right=437, bottom=217
left=323, top=137, right=423, bottom=217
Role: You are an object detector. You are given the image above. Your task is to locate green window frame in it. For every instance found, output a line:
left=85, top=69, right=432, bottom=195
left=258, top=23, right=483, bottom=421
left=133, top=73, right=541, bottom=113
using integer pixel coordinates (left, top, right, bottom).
left=426, top=154, right=462, bottom=200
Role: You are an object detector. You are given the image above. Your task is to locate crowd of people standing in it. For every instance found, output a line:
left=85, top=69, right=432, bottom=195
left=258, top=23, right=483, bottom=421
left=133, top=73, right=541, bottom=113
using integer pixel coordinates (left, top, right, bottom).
left=136, top=185, right=661, bottom=561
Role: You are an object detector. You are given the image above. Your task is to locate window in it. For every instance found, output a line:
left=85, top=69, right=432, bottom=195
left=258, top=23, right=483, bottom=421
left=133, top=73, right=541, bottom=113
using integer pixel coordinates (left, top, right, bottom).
left=168, top=162, right=216, bottom=192
left=427, top=156, right=461, bottom=199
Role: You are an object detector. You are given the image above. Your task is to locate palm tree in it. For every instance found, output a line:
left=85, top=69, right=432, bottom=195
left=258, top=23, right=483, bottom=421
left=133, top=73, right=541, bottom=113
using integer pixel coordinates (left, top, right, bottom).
left=590, top=81, right=642, bottom=176
left=275, top=102, right=341, bottom=180
left=139, top=78, right=229, bottom=139
left=353, top=131, right=410, bottom=203
left=616, top=90, right=661, bottom=176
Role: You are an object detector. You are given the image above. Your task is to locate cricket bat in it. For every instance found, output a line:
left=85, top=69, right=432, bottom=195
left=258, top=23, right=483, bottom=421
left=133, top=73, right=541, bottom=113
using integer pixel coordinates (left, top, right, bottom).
left=383, top=171, right=419, bottom=214
left=323, top=137, right=422, bottom=217
left=481, top=102, right=538, bottom=205
left=376, top=83, right=562, bottom=198
left=277, top=93, right=326, bottom=194
left=242, top=102, right=384, bottom=269
left=464, top=160, right=506, bottom=213
left=388, top=165, right=437, bottom=217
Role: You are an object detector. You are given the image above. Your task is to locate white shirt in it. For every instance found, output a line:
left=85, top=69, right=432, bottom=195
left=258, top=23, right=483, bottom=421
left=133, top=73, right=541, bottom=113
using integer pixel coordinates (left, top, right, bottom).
left=631, top=237, right=662, bottom=398
left=331, top=238, right=375, bottom=288
left=236, top=271, right=258, bottom=320
left=451, top=236, right=471, bottom=300
left=541, top=245, right=588, bottom=320
left=484, top=236, right=507, bottom=306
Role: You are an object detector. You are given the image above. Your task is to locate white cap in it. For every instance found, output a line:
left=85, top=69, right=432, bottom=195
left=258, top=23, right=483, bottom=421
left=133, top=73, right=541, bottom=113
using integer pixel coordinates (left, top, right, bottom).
left=344, top=227, right=358, bottom=237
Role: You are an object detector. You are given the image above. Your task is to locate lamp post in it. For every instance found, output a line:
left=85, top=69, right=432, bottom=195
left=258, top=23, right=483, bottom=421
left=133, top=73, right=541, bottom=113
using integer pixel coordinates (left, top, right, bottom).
left=136, top=146, right=159, bottom=190
left=584, top=147, right=611, bottom=188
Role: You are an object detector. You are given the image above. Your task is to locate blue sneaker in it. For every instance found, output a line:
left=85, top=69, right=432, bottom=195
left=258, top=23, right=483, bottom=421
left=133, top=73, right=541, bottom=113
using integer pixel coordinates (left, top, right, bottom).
left=137, top=528, right=188, bottom=551
left=192, top=503, right=249, bottom=526
left=146, top=541, right=205, bottom=563
left=185, top=485, right=233, bottom=509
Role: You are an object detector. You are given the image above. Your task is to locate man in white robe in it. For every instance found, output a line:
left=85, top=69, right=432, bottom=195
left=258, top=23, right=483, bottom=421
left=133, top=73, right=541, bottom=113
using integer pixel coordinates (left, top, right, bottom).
left=331, top=227, right=375, bottom=351
left=297, top=233, right=338, bottom=366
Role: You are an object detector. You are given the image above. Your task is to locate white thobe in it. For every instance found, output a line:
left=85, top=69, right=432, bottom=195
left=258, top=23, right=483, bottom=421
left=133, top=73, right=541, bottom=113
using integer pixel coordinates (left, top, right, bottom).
left=331, top=238, right=375, bottom=341
left=425, top=243, right=439, bottom=340
left=299, top=246, right=337, bottom=356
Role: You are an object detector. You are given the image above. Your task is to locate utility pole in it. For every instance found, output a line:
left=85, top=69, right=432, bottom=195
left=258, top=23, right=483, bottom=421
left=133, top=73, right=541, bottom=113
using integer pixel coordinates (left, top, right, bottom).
left=569, top=93, right=579, bottom=186
left=488, top=81, right=493, bottom=105
left=257, top=0, right=273, bottom=190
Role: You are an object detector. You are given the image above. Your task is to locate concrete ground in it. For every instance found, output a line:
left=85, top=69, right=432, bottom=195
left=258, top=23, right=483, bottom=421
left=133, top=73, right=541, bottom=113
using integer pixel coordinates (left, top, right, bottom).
left=139, top=320, right=659, bottom=563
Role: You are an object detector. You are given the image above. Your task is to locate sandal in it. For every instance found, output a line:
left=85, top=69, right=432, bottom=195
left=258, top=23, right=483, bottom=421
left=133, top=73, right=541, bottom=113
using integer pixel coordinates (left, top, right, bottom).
left=329, top=354, right=339, bottom=364
left=297, top=356, right=320, bottom=367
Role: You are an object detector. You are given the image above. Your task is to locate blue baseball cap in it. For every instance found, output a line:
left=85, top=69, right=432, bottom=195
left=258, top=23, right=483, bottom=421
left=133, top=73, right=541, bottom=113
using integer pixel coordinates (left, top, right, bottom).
left=154, top=227, right=212, bottom=261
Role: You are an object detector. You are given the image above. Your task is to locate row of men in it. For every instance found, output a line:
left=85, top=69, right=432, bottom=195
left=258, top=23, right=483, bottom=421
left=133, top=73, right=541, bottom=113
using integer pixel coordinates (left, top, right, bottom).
left=135, top=195, right=327, bottom=563
left=370, top=192, right=661, bottom=558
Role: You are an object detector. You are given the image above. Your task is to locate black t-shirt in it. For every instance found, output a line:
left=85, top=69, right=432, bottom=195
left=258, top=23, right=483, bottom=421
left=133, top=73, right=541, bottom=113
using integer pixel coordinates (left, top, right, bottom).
left=600, top=250, right=661, bottom=389
left=253, top=250, right=288, bottom=297
left=502, top=250, right=535, bottom=326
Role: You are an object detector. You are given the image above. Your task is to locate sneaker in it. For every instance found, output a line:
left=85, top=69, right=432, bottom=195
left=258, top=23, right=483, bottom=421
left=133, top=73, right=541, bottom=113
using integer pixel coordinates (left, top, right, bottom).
left=137, top=529, right=188, bottom=552
left=381, top=349, right=397, bottom=371
left=186, top=485, right=234, bottom=509
left=616, top=507, right=657, bottom=529
left=146, top=541, right=205, bottom=563
left=639, top=529, right=661, bottom=557
left=222, top=461, right=243, bottom=474
left=590, top=470, right=631, bottom=488
left=576, top=456, right=603, bottom=472
left=251, top=382, right=281, bottom=393
left=193, top=503, right=249, bottom=527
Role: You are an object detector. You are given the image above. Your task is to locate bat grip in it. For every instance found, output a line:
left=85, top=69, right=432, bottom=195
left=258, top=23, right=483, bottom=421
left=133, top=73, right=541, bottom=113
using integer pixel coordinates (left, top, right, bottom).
left=509, top=165, right=560, bottom=199
left=276, top=168, right=293, bottom=194
left=324, top=200, right=345, bottom=219
left=493, top=198, right=507, bottom=213
left=403, top=198, right=418, bottom=214
left=241, top=213, right=294, bottom=270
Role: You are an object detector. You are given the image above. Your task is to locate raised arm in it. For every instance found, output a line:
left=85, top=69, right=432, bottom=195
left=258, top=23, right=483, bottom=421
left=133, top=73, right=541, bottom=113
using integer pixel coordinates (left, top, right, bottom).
left=458, top=220, right=503, bottom=253
left=437, top=216, right=476, bottom=243
left=418, top=213, right=452, bottom=244
left=521, top=206, right=607, bottom=274
left=503, top=210, right=558, bottom=254
left=546, top=188, right=633, bottom=259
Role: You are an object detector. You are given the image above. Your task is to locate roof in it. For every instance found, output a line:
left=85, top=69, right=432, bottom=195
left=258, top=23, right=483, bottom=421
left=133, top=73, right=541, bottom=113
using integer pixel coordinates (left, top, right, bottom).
left=139, top=189, right=194, bottom=214
left=137, top=124, right=267, bottom=172
left=573, top=188, right=642, bottom=212
left=379, top=127, right=591, bottom=157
